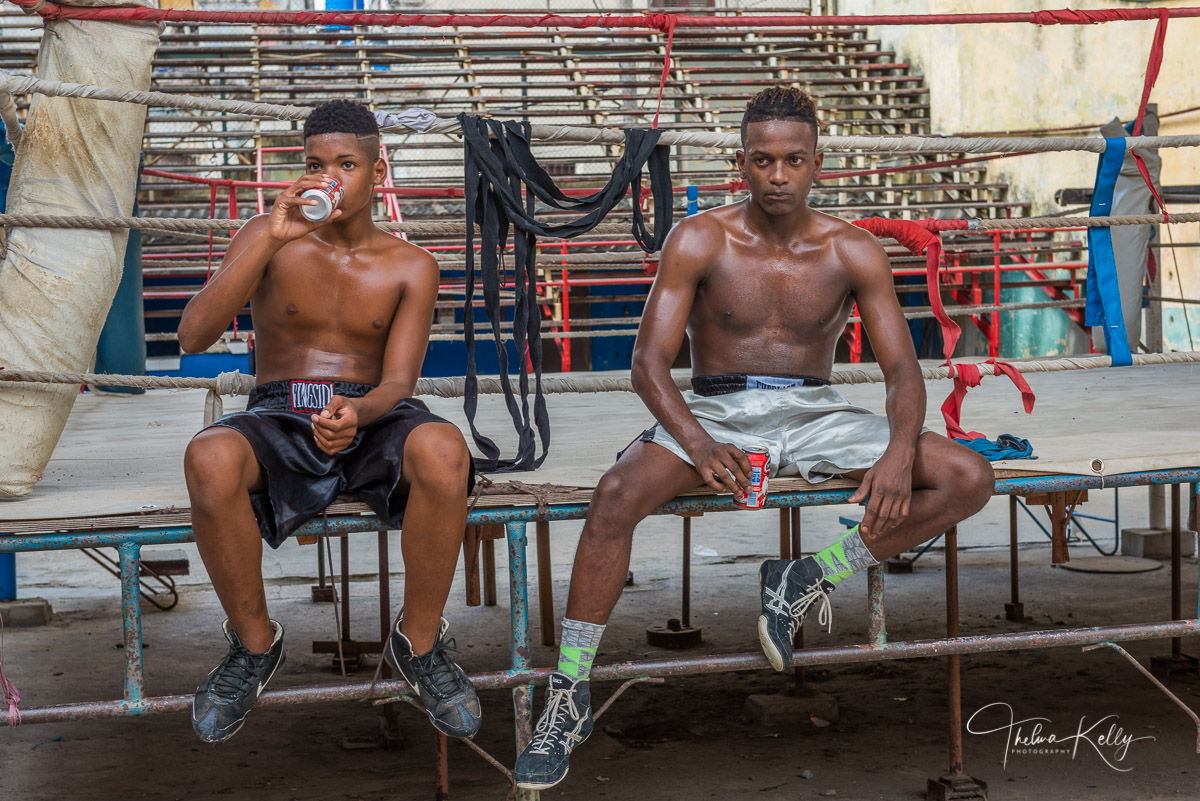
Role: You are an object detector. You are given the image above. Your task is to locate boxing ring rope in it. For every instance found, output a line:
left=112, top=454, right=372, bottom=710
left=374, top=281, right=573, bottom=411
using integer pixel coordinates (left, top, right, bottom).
left=4, top=70, right=1200, bottom=156
left=2, top=211, right=1199, bottom=235
left=4, top=350, right=1199, bottom=426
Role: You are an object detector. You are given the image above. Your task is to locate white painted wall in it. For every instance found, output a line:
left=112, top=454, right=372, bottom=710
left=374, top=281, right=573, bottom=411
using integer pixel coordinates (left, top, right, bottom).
left=839, top=0, right=1200, bottom=351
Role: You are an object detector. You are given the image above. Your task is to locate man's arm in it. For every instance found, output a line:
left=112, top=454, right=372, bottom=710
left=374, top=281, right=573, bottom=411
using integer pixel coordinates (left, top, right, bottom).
left=310, top=248, right=438, bottom=455
left=177, top=215, right=277, bottom=354
left=630, top=220, right=751, bottom=494
left=843, top=230, right=926, bottom=536
left=178, top=173, right=344, bottom=353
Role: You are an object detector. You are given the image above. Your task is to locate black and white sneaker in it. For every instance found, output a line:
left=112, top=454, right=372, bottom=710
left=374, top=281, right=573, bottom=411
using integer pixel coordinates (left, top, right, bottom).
left=758, top=558, right=835, bottom=672
left=192, top=619, right=285, bottom=743
left=383, top=615, right=481, bottom=739
left=514, top=671, right=593, bottom=790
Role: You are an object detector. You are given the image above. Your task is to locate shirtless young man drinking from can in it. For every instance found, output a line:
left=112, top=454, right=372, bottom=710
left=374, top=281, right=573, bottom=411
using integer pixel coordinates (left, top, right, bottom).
left=514, top=86, right=996, bottom=789
left=179, top=101, right=480, bottom=744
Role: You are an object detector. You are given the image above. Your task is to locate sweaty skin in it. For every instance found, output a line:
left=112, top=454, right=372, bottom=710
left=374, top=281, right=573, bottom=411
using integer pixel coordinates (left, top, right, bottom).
left=179, top=132, right=470, bottom=655
left=563, top=119, right=994, bottom=624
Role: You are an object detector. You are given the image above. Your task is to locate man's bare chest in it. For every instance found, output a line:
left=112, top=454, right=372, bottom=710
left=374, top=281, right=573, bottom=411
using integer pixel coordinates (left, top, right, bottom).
left=255, top=266, right=403, bottom=338
left=696, top=257, right=853, bottom=334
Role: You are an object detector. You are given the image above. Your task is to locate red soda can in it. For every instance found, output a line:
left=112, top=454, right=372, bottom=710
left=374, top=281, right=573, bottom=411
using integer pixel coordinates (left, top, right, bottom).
left=301, top=178, right=344, bottom=222
left=734, top=446, right=770, bottom=509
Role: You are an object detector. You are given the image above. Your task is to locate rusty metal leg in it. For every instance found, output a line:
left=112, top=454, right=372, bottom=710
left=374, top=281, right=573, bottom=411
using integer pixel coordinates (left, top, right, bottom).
left=482, top=533, right=497, bottom=607
left=463, top=525, right=482, bottom=607
left=927, top=527, right=988, bottom=800
left=434, top=730, right=450, bottom=801
left=779, top=508, right=791, bottom=559
left=340, top=535, right=352, bottom=641
left=1005, top=496, right=1025, bottom=621
left=1152, top=484, right=1199, bottom=676
left=117, top=543, right=146, bottom=706
left=507, top=522, right=537, bottom=801
left=647, top=516, right=703, bottom=647
left=867, top=563, right=886, bottom=648
left=377, top=531, right=403, bottom=749
left=536, top=521, right=555, bottom=647
left=946, top=528, right=962, bottom=777
left=1050, top=493, right=1070, bottom=564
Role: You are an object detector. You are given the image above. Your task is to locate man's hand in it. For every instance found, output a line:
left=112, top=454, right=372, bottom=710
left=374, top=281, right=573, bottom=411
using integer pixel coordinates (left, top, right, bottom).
left=311, top=395, right=359, bottom=455
left=686, top=438, right=753, bottom=495
left=266, top=174, right=343, bottom=244
left=848, top=447, right=915, bottom=536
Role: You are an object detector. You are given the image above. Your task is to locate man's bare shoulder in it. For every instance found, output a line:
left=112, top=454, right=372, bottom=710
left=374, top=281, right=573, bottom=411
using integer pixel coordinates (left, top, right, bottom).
left=815, top=212, right=888, bottom=269
left=374, top=230, right=438, bottom=272
left=661, top=203, right=739, bottom=257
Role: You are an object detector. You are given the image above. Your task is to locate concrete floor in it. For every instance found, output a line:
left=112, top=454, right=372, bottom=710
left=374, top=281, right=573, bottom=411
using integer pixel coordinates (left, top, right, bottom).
left=2, top=487, right=1199, bottom=800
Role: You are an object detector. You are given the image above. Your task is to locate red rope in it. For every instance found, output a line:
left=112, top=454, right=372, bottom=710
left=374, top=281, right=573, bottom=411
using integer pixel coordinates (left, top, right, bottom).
left=851, top=218, right=959, bottom=363
left=940, top=360, right=1036, bottom=441
left=651, top=15, right=676, bottom=130
left=8, top=1, right=1199, bottom=29
left=1130, top=8, right=1169, bottom=219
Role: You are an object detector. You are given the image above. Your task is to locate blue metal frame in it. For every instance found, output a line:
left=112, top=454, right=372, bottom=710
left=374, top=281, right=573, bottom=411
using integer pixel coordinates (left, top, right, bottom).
left=2, top=468, right=1199, bottom=800
left=0, top=552, right=15, bottom=601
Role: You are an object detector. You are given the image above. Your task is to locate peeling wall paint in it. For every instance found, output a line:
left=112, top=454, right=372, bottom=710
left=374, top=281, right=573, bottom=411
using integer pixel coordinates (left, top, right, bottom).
left=840, top=0, right=1200, bottom=353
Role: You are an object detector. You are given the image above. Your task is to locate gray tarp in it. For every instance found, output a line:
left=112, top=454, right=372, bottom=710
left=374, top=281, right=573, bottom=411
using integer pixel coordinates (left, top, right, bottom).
left=0, top=3, right=161, bottom=497
left=1091, top=112, right=1162, bottom=353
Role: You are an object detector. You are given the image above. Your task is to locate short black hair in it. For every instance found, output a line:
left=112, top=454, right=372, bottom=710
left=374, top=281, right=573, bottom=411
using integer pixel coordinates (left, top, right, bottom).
left=740, top=86, right=820, bottom=148
left=303, top=100, right=380, bottom=151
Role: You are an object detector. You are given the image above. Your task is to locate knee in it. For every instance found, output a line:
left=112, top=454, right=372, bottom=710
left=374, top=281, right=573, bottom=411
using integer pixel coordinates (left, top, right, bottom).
left=406, top=424, right=472, bottom=487
left=585, top=471, right=641, bottom=538
left=184, top=432, right=249, bottom=501
left=956, top=449, right=995, bottom=514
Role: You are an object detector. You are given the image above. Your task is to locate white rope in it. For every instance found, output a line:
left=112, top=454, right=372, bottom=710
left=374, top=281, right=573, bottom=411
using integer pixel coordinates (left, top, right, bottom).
left=3, top=210, right=1199, bottom=236
left=3, top=69, right=1199, bottom=155
left=0, top=212, right=632, bottom=237
left=4, top=352, right=1199, bottom=403
left=966, top=212, right=1200, bottom=231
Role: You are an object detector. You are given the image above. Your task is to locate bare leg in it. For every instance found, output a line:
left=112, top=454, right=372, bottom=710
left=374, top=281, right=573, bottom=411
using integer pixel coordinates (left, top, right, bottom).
left=564, top=442, right=707, bottom=625
left=397, top=423, right=472, bottom=655
left=185, top=428, right=273, bottom=653
left=846, top=432, right=995, bottom=561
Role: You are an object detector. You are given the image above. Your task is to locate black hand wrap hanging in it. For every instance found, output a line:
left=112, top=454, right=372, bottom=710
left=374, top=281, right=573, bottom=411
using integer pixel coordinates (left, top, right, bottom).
left=459, top=115, right=674, bottom=472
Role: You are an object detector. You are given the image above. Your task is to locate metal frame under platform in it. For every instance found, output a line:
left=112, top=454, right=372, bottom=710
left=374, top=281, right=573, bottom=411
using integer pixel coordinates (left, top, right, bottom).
left=3, top=469, right=1199, bottom=800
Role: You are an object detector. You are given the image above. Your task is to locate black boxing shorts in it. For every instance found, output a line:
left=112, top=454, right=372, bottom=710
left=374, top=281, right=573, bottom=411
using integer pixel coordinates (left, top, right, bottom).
left=198, top=379, right=474, bottom=548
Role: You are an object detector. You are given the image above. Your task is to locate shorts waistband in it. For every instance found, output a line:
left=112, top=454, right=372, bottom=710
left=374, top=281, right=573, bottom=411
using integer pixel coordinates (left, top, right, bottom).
left=248, top=379, right=375, bottom=412
left=691, top=374, right=831, bottom=397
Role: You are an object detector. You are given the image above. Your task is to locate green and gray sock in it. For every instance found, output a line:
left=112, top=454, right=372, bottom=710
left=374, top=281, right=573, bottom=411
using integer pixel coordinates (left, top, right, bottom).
left=810, top=525, right=879, bottom=586
left=557, top=619, right=605, bottom=681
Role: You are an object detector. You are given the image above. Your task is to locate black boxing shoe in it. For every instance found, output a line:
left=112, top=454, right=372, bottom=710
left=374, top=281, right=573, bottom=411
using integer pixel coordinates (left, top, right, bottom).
left=758, top=557, right=835, bottom=672
left=384, top=615, right=482, bottom=739
left=192, top=619, right=285, bottom=743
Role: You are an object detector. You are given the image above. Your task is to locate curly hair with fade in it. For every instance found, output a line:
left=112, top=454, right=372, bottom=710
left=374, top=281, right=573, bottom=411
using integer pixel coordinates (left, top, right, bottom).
left=740, top=86, right=821, bottom=148
left=303, top=99, right=380, bottom=156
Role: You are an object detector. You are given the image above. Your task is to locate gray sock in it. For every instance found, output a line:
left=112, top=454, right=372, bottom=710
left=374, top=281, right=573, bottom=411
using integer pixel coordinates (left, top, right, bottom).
left=558, top=618, right=606, bottom=681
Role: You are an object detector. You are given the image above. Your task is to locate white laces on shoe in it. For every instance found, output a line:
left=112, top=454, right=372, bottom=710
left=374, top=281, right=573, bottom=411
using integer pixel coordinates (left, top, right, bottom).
left=764, top=564, right=834, bottom=637
left=527, top=684, right=582, bottom=755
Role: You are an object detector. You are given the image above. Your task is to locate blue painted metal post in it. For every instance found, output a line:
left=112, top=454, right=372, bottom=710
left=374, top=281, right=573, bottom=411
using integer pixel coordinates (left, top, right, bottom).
left=506, top=522, right=536, bottom=800
left=686, top=185, right=698, bottom=216
left=118, top=543, right=146, bottom=707
left=0, top=553, right=15, bottom=601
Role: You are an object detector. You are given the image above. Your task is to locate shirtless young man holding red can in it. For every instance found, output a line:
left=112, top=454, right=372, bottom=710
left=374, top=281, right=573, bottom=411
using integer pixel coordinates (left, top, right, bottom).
left=514, top=86, right=996, bottom=790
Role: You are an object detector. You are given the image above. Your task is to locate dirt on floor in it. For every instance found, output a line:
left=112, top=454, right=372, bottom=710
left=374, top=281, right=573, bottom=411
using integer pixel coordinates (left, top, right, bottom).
left=2, top=495, right=1199, bottom=801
